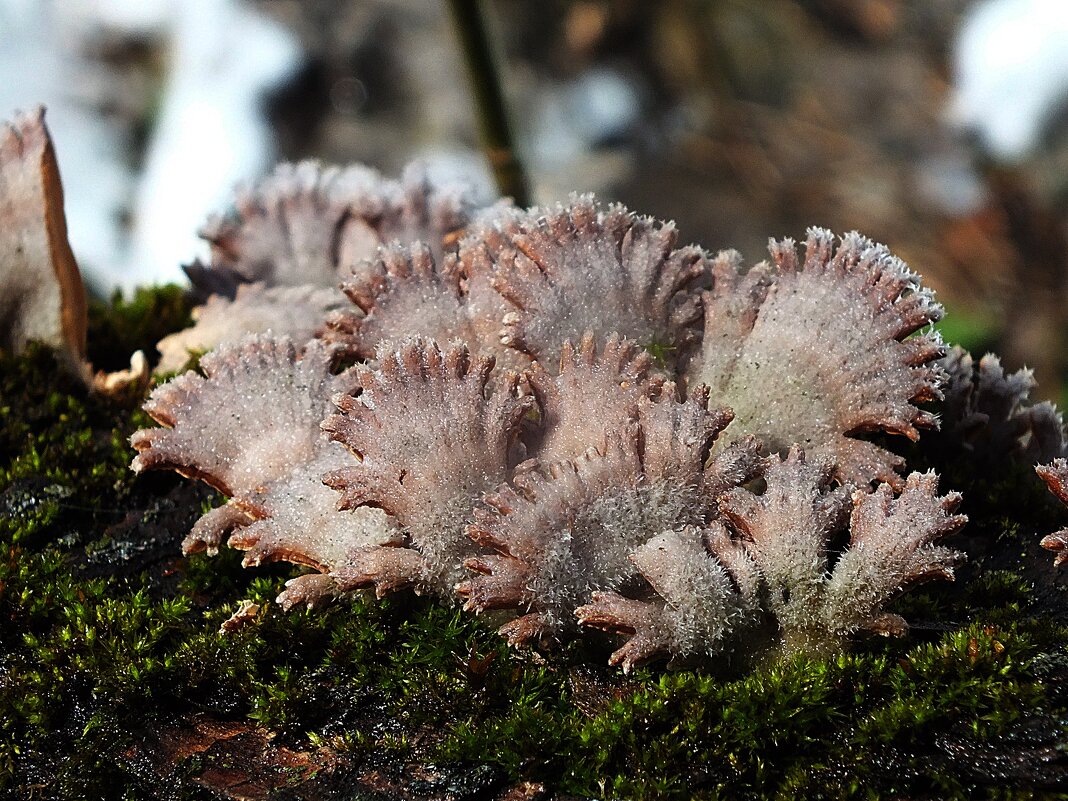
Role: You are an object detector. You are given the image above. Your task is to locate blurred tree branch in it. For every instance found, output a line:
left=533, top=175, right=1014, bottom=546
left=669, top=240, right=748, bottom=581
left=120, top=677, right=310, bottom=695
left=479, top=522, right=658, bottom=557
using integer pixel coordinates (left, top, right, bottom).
left=448, top=0, right=531, bottom=206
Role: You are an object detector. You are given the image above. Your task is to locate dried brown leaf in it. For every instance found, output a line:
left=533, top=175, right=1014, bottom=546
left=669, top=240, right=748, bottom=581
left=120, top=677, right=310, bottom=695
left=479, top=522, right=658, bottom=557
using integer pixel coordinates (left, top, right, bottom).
left=0, top=106, right=86, bottom=362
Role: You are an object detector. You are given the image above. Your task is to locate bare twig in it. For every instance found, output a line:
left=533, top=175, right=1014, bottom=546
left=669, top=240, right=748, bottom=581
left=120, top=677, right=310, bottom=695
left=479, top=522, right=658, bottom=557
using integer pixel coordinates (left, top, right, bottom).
left=447, top=0, right=531, bottom=206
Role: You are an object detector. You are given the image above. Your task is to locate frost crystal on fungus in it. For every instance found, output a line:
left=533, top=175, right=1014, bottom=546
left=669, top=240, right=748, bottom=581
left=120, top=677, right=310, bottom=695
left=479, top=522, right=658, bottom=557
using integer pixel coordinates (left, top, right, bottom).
left=687, top=229, right=946, bottom=487
left=131, top=160, right=985, bottom=668
left=131, top=337, right=400, bottom=609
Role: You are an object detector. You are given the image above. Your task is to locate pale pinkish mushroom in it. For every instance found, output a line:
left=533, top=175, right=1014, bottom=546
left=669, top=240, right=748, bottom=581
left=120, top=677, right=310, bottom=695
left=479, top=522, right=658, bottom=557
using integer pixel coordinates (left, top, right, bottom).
left=718, top=447, right=854, bottom=653
left=687, top=229, right=946, bottom=488
left=582, top=448, right=965, bottom=667
left=322, top=339, right=533, bottom=595
left=459, top=366, right=744, bottom=646
left=131, top=337, right=398, bottom=609
left=462, top=438, right=657, bottom=646
left=823, top=470, right=966, bottom=643
left=577, top=524, right=762, bottom=672
left=523, top=333, right=659, bottom=468
left=319, top=240, right=521, bottom=368
left=162, top=162, right=499, bottom=372
left=187, top=161, right=477, bottom=296
left=132, top=200, right=974, bottom=672
left=460, top=198, right=709, bottom=366
left=1036, top=460, right=1068, bottom=567
left=155, top=283, right=346, bottom=374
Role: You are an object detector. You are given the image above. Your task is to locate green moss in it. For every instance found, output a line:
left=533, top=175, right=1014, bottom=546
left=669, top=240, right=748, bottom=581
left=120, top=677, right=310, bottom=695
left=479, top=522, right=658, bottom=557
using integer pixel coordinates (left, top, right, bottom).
left=457, top=621, right=1056, bottom=798
left=87, top=285, right=194, bottom=371
left=1, top=326, right=1066, bottom=799
left=933, top=303, right=1000, bottom=357
left=641, top=337, right=678, bottom=369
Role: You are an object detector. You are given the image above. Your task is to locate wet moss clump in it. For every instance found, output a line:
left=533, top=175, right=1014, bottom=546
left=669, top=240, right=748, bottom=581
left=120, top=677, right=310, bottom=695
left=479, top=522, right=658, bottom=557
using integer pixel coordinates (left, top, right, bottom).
left=1, top=288, right=1066, bottom=800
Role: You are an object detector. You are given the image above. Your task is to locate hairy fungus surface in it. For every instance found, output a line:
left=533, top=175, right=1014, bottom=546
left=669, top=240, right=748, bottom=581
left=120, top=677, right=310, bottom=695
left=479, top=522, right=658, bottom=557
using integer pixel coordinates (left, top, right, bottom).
left=167, top=161, right=497, bottom=375
left=321, top=197, right=709, bottom=371
left=461, top=199, right=708, bottom=365
left=939, top=346, right=1066, bottom=466
left=186, top=161, right=476, bottom=295
left=477, top=332, right=738, bottom=640
left=463, top=440, right=653, bottom=645
left=824, top=470, right=967, bottom=639
left=322, top=339, right=533, bottom=595
left=320, top=240, right=519, bottom=368
left=687, top=228, right=946, bottom=487
left=155, top=283, right=346, bottom=374
left=134, top=188, right=982, bottom=669
left=582, top=449, right=966, bottom=669
left=719, top=448, right=855, bottom=649
left=131, top=337, right=397, bottom=608
left=577, top=524, right=762, bottom=671
left=524, top=333, right=660, bottom=467
left=463, top=436, right=724, bottom=646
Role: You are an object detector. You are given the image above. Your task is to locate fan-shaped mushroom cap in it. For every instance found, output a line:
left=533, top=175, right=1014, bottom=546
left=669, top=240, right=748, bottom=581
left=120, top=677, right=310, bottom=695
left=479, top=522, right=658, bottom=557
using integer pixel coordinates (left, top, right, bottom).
left=322, top=338, right=533, bottom=593
left=460, top=198, right=709, bottom=366
left=131, top=337, right=397, bottom=608
left=688, top=229, right=946, bottom=487
left=187, top=161, right=478, bottom=296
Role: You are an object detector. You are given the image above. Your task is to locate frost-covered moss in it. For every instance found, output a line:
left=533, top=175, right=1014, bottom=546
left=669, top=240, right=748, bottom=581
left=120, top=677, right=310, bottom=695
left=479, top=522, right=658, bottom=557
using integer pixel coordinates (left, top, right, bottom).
left=1, top=295, right=1066, bottom=799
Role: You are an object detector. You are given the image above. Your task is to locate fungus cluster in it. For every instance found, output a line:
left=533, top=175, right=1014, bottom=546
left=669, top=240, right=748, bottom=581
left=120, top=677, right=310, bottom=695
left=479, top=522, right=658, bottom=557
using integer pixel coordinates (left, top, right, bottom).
left=131, top=159, right=1035, bottom=669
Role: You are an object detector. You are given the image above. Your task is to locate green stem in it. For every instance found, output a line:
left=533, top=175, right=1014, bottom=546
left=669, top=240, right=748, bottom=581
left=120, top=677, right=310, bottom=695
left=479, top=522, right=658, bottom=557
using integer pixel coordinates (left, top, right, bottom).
left=446, top=0, right=531, bottom=206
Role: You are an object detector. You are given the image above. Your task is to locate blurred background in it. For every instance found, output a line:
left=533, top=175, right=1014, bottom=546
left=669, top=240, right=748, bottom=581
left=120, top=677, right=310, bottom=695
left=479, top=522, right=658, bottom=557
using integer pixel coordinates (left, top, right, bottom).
left=3, top=0, right=1068, bottom=396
